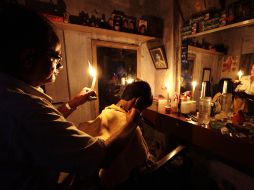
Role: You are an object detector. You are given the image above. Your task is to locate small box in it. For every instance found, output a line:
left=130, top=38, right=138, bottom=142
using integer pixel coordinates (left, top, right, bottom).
left=158, top=99, right=168, bottom=113
left=181, top=100, right=196, bottom=114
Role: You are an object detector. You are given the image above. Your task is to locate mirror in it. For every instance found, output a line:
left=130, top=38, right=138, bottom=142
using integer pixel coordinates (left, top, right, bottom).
left=240, top=53, right=254, bottom=77
left=180, top=45, right=223, bottom=100
left=92, top=40, right=140, bottom=113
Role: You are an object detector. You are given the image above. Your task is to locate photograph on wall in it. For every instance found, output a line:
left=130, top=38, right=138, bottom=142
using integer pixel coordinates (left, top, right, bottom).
left=149, top=47, right=168, bottom=69
left=220, top=55, right=239, bottom=79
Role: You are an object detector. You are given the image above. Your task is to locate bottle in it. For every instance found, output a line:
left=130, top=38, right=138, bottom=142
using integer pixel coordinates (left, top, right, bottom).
left=178, top=96, right=182, bottom=116
left=198, top=81, right=211, bottom=126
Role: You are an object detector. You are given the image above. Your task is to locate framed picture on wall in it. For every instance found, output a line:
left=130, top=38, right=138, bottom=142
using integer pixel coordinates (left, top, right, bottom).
left=149, top=47, right=168, bottom=69
left=202, top=68, right=211, bottom=82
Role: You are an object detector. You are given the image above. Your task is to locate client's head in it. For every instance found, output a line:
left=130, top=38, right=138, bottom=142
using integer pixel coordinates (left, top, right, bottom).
left=121, top=80, right=153, bottom=110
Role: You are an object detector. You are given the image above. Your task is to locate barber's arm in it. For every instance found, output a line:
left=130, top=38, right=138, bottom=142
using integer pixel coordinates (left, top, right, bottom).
left=102, top=106, right=141, bottom=167
left=58, top=87, right=96, bottom=118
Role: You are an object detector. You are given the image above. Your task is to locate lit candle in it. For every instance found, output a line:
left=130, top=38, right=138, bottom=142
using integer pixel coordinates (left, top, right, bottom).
left=200, top=81, right=206, bottom=98
left=126, top=77, right=134, bottom=84
left=237, top=70, right=243, bottom=80
left=222, top=80, right=228, bottom=94
left=165, top=81, right=171, bottom=105
left=88, top=61, right=97, bottom=89
left=192, top=81, right=197, bottom=99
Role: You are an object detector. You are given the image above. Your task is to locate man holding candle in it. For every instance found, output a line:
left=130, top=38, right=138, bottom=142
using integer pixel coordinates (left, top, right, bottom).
left=235, top=63, right=254, bottom=95
left=0, top=4, right=144, bottom=190
left=234, top=64, right=254, bottom=115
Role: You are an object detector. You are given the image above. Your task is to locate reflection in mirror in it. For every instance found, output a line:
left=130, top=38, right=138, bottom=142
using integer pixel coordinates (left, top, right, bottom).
left=239, top=53, right=254, bottom=77
left=181, top=53, right=195, bottom=93
left=94, top=42, right=139, bottom=113
left=236, top=53, right=254, bottom=95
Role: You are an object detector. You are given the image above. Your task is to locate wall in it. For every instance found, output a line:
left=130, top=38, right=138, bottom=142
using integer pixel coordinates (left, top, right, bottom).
left=17, top=0, right=176, bottom=123
left=65, top=0, right=162, bottom=17
left=63, top=0, right=174, bottom=98
left=55, top=27, right=156, bottom=125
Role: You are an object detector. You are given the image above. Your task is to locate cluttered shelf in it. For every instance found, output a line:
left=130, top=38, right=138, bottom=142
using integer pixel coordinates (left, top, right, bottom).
left=182, top=18, right=254, bottom=39
left=53, top=21, right=156, bottom=44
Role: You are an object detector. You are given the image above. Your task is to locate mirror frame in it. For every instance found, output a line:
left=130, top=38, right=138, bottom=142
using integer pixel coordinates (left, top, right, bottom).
left=92, top=40, right=141, bottom=115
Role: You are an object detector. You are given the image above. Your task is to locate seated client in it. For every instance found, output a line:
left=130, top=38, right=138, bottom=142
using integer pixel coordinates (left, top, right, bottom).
left=79, top=80, right=153, bottom=189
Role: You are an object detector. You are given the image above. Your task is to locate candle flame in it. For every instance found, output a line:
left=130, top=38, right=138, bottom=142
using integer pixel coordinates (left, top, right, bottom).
left=192, top=81, right=197, bottom=88
left=165, top=81, right=170, bottom=93
left=126, top=77, right=134, bottom=84
left=237, top=70, right=243, bottom=80
left=88, top=61, right=97, bottom=89
left=88, top=61, right=96, bottom=78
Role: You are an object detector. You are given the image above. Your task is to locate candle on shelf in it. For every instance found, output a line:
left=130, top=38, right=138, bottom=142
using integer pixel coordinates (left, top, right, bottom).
left=192, top=80, right=197, bottom=99
left=237, top=70, right=243, bottom=81
left=164, top=81, right=171, bottom=113
left=166, top=82, right=171, bottom=106
left=200, top=81, right=206, bottom=98
left=222, top=80, right=228, bottom=94
left=88, top=61, right=97, bottom=90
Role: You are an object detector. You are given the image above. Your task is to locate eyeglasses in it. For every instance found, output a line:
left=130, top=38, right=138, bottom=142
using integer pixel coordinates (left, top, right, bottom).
left=47, top=50, right=63, bottom=67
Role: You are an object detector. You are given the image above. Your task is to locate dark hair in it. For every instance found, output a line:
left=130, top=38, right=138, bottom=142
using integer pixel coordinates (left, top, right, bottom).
left=121, top=80, right=153, bottom=107
left=0, top=4, right=59, bottom=74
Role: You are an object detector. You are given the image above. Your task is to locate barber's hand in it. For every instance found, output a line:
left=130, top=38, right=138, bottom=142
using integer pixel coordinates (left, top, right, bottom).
left=69, top=87, right=97, bottom=108
left=133, top=97, right=148, bottom=111
left=126, top=106, right=142, bottom=124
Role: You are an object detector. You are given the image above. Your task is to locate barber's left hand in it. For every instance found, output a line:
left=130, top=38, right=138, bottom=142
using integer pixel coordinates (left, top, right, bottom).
left=69, top=87, right=97, bottom=108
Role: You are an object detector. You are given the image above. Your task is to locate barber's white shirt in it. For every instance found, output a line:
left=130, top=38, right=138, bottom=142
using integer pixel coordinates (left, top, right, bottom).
left=235, top=75, right=254, bottom=95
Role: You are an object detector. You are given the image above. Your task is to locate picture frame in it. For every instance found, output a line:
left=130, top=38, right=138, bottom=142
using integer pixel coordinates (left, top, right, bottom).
left=149, top=47, right=168, bottom=69
left=202, top=68, right=211, bottom=82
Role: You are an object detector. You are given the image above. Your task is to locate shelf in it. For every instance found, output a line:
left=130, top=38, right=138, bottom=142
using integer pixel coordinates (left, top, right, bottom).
left=53, top=22, right=156, bottom=44
left=182, top=18, right=254, bottom=39
left=188, top=45, right=224, bottom=56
